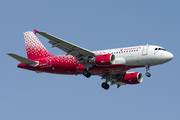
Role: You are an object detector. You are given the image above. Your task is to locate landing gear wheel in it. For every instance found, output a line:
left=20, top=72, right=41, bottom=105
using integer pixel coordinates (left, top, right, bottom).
left=145, top=65, right=151, bottom=77
left=101, top=82, right=109, bottom=90
left=83, top=70, right=91, bottom=78
left=146, top=72, right=151, bottom=77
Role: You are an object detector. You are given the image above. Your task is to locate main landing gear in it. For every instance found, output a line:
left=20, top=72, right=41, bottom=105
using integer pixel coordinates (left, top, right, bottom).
left=101, top=82, right=109, bottom=90
left=83, top=70, right=91, bottom=78
left=83, top=70, right=110, bottom=90
left=145, top=65, right=151, bottom=77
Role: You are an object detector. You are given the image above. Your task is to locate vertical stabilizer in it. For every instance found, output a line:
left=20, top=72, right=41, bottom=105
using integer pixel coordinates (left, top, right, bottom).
left=24, top=31, right=52, bottom=60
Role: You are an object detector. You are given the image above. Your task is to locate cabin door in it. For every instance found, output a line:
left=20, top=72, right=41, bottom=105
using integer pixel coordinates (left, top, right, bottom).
left=142, top=45, right=149, bottom=55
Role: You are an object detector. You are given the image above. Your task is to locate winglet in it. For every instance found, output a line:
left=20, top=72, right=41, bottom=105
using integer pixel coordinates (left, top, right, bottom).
left=34, top=29, right=39, bottom=34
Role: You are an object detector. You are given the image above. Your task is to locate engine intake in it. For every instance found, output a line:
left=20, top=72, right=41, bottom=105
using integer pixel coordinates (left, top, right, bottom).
left=95, top=54, right=115, bottom=66
left=123, top=72, right=143, bottom=84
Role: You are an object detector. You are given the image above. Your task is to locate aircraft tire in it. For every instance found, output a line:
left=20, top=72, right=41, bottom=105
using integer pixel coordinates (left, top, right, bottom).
left=101, top=82, right=109, bottom=90
left=83, top=70, right=91, bottom=78
left=146, top=72, right=151, bottom=77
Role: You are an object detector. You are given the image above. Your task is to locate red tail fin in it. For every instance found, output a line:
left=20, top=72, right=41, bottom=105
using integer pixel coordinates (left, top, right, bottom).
left=24, top=31, right=52, bottom=60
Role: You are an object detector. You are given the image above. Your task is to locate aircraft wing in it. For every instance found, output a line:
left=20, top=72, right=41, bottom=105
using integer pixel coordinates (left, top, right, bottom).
left=36, top=30, right=95, bottom=59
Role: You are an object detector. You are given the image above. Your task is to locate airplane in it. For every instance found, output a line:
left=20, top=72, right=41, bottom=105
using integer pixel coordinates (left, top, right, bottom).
left=7, top=30, right=173, bottom=90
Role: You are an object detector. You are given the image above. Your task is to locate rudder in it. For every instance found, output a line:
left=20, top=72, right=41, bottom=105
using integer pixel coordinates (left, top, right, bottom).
left=24, top=31, right=52, bottom=60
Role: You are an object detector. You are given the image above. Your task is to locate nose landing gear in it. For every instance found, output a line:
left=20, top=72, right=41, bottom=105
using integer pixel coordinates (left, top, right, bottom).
left=146, top=72, right=151, bottom=77
left=145, top=65, right=151, bottom=77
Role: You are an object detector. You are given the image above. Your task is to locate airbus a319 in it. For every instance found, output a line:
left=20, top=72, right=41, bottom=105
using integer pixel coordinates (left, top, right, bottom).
left=7, top=30, right=173, bottom=90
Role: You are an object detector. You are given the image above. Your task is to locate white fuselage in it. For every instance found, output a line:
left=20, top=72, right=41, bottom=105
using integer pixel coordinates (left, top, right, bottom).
left=94, top=45, right=173, bottom=67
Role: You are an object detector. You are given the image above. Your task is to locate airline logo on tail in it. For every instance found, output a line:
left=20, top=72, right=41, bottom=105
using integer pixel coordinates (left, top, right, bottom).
left=24, top=31, right=52, bottom=60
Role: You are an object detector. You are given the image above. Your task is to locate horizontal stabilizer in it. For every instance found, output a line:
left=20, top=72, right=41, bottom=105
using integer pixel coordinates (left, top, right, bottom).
left=7, top=53, right=39, bottom=66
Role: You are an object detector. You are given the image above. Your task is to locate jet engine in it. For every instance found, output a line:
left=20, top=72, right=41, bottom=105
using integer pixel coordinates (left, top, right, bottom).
left=123, top=72, right=143, bottom=84
left=95, top=54, right=115, bottom=66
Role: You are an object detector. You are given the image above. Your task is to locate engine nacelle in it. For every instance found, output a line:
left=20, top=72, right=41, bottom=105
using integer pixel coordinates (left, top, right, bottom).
left=95, top=54, right=115, bottom=66
left=123, top=72, right=143, bottom=84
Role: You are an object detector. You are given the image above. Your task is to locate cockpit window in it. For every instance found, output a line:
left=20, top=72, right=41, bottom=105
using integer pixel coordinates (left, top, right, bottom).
left=155, top=48, right=166, bottom=51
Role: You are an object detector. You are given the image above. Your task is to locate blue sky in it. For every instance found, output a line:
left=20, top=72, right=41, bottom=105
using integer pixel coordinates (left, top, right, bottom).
left=1, top=0, right=179, bottom=120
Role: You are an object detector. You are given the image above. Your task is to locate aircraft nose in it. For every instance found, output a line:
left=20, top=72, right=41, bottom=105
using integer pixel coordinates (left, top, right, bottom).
left=166, top=52, right=173, bottom=61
